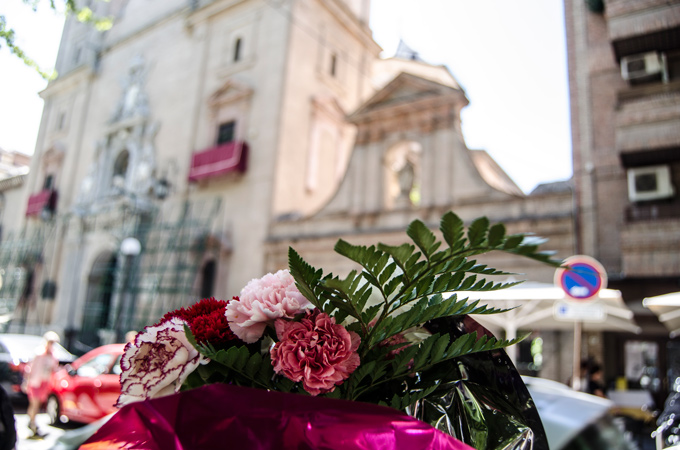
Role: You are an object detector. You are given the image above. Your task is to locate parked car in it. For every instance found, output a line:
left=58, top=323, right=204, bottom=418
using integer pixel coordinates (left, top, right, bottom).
left=0, top=333, right=75, bottom=401
left=47, top=343, right=126, bottom=424
left=523, top=376, right=638, bottom=450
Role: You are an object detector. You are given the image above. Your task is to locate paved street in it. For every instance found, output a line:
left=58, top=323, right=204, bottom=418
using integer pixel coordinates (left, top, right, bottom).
left=13, top=413, right=64, bottom=450
left=9, top=403, right=81, bottom=450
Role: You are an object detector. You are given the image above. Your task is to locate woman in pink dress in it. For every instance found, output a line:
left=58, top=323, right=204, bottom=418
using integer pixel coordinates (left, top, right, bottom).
left=25, top=331, right=60, bottom=437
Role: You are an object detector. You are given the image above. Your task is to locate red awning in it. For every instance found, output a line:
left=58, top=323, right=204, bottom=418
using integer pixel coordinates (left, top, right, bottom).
left=26, top=189, right=58, bottom=217
left=188, top=141, right=248, bottom=182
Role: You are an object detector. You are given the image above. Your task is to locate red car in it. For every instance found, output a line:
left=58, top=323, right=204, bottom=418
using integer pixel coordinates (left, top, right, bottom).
left=47, top=343, right=126, bottom=424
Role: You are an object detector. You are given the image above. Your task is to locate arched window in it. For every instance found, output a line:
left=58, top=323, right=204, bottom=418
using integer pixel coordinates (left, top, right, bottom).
left=112, top=150, right=130, bottom=189
left=199, top=260, right=216, bottom=299
left=234, top=38, right=242, bottom=62
left=113, top=150, right=129, bottom=177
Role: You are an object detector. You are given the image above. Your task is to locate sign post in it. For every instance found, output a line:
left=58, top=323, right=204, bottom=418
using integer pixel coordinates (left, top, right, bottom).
left=555, top=255, right=607, bottom=391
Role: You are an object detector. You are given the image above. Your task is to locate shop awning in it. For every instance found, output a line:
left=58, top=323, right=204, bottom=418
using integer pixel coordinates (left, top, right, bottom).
left=25, top=189, right=57, bottom=217
left=188, top=141, right=248, bottom=182
left=643, top=292, right=680, bottom=338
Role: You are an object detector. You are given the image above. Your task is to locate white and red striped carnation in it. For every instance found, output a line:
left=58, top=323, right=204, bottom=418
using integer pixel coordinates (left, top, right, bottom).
left=116, top=317, right=206, bottom=407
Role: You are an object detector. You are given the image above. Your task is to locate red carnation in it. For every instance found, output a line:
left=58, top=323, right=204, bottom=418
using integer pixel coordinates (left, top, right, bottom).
left=162, top=297, right=241, bottom=349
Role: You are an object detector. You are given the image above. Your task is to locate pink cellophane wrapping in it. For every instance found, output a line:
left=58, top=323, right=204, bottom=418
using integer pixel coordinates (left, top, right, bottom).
left=82, top=384, right=473, bottom=450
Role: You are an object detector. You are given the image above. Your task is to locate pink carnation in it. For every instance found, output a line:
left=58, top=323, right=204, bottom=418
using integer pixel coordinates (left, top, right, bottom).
left=116, top=318, right=206, bottom=407
left=226, top=269, right=313, bottom=343
left=270, top=310, right=360, bottom=396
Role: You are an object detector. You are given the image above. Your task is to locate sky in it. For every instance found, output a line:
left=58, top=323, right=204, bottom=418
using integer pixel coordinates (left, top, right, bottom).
left=0, top=0, right=572, bottom=193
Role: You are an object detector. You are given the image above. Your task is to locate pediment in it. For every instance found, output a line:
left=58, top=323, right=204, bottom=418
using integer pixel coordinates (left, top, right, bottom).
left=42, top=143, right=66, bottom=167
left=312, top=95, right=346, bottom=120
left=209, top=79, right=254, bottom=108
left=349, top=72, right=465, bottom=122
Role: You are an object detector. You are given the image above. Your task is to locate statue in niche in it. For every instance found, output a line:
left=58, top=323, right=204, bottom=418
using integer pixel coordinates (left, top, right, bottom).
left=397, top=161, right=415, bottom=201
left=76, top=139, right=106, bottom=206
left=385, top=141, right=422, bottom=209
left=111, top=55, right=150, bottom=122
left=131, top=122, right=159, bottom=195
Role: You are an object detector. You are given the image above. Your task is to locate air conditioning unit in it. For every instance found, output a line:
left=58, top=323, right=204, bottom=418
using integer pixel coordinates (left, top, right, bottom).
left=621, top=52, right=663, bottom=81
left=627, top=165, right=675, bottom=202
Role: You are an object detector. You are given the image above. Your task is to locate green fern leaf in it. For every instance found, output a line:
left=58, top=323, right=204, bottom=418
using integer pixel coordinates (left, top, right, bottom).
left=407, top=220, right=439, bottom=259
left=487, top=223, right=506, bottom=247
left=440, top=212, right=465, bottom=250
left=288, top=247, right=323, bottom=308
left=467, top=217, right=489, bottom=247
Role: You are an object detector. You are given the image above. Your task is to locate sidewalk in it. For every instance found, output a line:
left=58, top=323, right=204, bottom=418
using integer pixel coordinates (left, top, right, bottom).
left=13, top=413, right=66, bottom=450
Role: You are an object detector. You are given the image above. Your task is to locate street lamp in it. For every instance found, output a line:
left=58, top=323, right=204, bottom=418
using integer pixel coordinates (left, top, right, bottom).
left=116, top=237, right=141, bottom=342
left=121, top=237, right=141, bottom=256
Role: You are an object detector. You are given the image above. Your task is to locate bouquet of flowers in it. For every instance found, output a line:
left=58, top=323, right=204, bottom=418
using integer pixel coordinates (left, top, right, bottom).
left=91, top=212, right=559, bottom=450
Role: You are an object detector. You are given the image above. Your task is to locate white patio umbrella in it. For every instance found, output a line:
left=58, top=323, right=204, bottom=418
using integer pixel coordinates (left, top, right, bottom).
left=643, top=291, right=680, bottom=338
left=455, top=281, right=641, bottom=361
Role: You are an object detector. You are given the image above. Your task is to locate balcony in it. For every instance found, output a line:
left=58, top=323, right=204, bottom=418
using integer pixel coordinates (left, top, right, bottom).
left=605, top=1, right=680, bottom=59
left=188, top=141, right=248, bottom=183
left=626, top=202, right=680, bottom=222
left=620, top=218, right=680, bottom=276
left=26, top=189, right=58, bottom=218
left=615, top=81, right=680, bottom=152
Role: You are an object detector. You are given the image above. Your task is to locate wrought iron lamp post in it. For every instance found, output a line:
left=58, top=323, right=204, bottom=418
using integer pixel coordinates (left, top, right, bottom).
left=116, top=237, right=141, bottom=342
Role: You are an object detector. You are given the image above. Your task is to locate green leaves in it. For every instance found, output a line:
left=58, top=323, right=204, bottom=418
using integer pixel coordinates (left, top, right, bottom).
left=185, top=325, right=282, bottom=392
left=289, top=212, right=560, bottom=351
left=179, top=211, right=561, bottom=416
left=273, top=212, right=561, bottom=409
left=2, top=1, right=114, bottom=81
left=193, top=341, right=284, bottom=392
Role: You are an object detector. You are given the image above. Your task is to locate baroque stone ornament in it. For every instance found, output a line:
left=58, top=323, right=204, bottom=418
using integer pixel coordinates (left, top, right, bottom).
left=76, top=55, right=161, bottom=210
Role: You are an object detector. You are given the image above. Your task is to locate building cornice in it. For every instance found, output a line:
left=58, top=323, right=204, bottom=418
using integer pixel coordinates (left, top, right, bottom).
left=186, top=0, right=251, bottom=27
left=40, top=65, right=95, bottom=99
left=316, top=0, right=382, bottom=55
left=0, top=174, right=27, bottom=192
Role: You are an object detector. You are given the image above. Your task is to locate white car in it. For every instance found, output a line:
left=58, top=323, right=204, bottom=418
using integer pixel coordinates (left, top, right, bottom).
left=523, top=376, right=638, bottom=450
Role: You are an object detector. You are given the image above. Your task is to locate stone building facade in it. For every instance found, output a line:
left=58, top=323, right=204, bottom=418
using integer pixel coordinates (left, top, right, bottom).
left=565, top=0, right=680, bottom=400
left=6, top=0, right=379, bottom=348
left=3, top=0, right=578, bottom=385
left=265, top=66, right=577, bottom=383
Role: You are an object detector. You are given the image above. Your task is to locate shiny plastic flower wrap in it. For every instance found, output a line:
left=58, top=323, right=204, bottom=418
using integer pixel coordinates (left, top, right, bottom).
left=82, top=383, right=472, bottom=450
left=85, top=212, right=559, bottom=450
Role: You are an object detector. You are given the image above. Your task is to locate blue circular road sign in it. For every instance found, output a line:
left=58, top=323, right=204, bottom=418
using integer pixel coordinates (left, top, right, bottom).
left=555, top=255, right=607, bottom=301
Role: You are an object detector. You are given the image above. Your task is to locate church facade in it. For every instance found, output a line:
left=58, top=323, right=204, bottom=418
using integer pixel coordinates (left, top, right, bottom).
left=9, top=0, right=379, bottom=348
left=4, top=0, right=577, bottom=382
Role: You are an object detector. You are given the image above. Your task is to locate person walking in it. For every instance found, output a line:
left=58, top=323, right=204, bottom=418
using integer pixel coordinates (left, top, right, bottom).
left=25, top=331, right=60, bottom=438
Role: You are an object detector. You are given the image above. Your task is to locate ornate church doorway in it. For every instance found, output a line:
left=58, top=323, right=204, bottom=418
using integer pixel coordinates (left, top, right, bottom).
left=80, top=252, right=118, bottom=351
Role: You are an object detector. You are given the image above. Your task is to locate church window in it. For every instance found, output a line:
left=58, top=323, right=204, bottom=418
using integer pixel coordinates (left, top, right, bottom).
left=199, top=260, right=216, bottom=299
left=330, top=53, right=337, bottom=77
left=57, top=112, right=66, bottom=131
left=217, top=121, right=236, bottom=144
left=43, top=174, right=54, bottom=190
left=234, top=38, right=242, bottom=62
left=112, top=150, right=130, bottom=189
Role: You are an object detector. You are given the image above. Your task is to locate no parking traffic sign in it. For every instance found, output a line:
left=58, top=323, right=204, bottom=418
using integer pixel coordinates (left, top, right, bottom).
left=555, top=255, right=607, bottom=301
